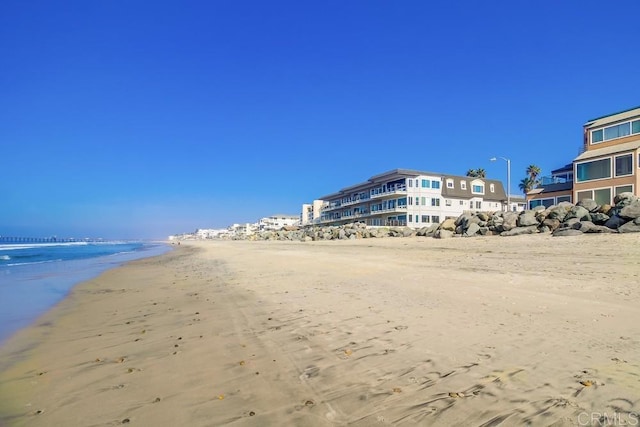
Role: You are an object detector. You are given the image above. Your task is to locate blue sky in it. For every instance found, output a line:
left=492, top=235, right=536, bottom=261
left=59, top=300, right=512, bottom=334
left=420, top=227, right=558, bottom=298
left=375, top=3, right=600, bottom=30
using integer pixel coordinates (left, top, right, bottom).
left=2, top=1, right=639, bottom=239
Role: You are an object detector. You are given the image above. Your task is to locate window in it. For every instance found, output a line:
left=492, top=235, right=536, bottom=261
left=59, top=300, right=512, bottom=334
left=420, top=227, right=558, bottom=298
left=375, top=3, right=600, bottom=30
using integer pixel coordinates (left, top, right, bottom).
left=398, top=198, right=407, bottom=207
left=530, top=198, right=554, bottom=209
left=615, top=154, right=633, bottom=176
left=421, top=197, right=426, bottom=205
left=408, top=196, right=413, bottom=205
left=415, top=197, right=420, bottom=206
left=409, top=214, right=413, bottom=222
left=576, top=190, right=593, bottom=202
left=446, top=180, right=454, bottom=188
left=445, top=199, right=452, bottom=206
left=472, top=185, right=484, bottom=194
left=475, top=201, right=482, bottom=209
left=415, top=179, right=419, bottom=187
left=556, top=195, right=572, bottom=203
left=431, top=180, right=440, bottom=189
left=490, top=183, right=495, bottom=193
left=422, top=215, right=429, bottom=223
left=594, top=188, right=611, bottom=206
left=576, top=158, right=611, bottom=182
left=592, top=129, right=603, bottom=143
left=431, top=198, right=440, bottom=207
left=408, top=179, right=413, bottom=187
left=421, top=179, right=430, bottom=188
left=615, top=185, right=633, bottom=196
left=459, top=200, right=464, bottom=205
left=431, top=215, right=440, bottom=223
left=604, top=122, right=630, bottom=140
left=461, top=181, right=467, bottom=190
left=591, top=119, right=640, bottom=144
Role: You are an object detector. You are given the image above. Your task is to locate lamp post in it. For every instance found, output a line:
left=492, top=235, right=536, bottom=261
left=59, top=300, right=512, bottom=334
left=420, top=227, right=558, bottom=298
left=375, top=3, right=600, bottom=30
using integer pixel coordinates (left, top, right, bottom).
left=490, top=156, right=510, bottom=211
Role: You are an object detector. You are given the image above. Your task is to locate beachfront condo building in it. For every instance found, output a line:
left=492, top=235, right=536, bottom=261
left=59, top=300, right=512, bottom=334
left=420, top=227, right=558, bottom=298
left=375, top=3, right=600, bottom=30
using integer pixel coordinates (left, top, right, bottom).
left=526, top=106, right=640, bottom=209
left=306, top=169, right=508, bottom=228
left=573, top=106, right=640, bottom=205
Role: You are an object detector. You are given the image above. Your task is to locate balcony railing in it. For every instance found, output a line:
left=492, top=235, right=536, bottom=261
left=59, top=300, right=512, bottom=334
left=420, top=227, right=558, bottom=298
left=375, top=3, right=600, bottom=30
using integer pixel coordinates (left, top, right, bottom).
left=370, top=185, right=407, bottom=199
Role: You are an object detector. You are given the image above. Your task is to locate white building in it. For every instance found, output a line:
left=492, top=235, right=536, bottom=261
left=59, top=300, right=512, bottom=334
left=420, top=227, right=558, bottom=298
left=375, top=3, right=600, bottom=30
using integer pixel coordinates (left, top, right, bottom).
left=301, top=200, right=324, bottom=225
left=258, top=214, right=300, bottom=231
left=306, top=169, right=509, bottom=228
left=228, top=223, right=258, bottom=236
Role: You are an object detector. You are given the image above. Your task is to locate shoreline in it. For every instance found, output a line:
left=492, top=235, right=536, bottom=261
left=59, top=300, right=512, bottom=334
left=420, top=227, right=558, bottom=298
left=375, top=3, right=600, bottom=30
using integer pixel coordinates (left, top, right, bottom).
left=1, top=235, right=639, bottom=425
left=0, top=242, right=172, bottom=346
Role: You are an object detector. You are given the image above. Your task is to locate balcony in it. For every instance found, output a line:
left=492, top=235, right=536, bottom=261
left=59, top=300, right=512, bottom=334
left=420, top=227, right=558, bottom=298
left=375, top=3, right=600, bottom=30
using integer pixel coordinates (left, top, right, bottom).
left=342, top=195, right=371, bottom=207
left=370, top=184, right=407, bottom=199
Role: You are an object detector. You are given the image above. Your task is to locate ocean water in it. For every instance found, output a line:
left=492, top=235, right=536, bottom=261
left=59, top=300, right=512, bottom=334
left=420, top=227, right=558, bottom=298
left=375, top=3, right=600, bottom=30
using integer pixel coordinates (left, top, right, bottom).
left=0, top=241, right=171, bottom=345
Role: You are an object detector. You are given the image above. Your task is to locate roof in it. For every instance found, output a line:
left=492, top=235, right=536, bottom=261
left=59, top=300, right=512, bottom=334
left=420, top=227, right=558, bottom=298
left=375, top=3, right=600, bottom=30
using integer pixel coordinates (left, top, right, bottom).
left=551, top=163, right=573, bottom=174
left=528, top=181, right=573, bottom=195
left=574, top=140, right=640, bottom=161
left=319, top=169, right=508, bottom=201
left=440, top=176, right=507, bottom=202
left=319, top=169, right=439, bottom=199
left=584, top=106, right=640, bottom=129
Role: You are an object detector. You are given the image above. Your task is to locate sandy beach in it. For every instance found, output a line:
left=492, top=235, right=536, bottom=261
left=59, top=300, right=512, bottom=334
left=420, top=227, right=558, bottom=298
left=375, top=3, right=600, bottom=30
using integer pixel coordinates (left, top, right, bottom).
left=1, top=234, right=639, bottom=426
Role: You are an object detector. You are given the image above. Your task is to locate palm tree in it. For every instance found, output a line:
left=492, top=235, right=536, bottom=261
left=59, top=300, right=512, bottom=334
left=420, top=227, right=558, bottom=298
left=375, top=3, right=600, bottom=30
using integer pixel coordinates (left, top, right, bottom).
left=466, top=168, right=486, bottom=178
left=518, top=177, right=535, bottom=195
left=526, top=165, right=541, bottom=183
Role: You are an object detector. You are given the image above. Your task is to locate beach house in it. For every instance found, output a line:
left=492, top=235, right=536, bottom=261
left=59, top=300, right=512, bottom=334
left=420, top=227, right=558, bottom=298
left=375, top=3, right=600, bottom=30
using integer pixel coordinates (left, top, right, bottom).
left=526, top=163, right=574, bottom=208
left=526, top=106, right=640, bottom=209
left=305, top=169, right=507, bottom=228
left=574, top=106, right=640, bottom=205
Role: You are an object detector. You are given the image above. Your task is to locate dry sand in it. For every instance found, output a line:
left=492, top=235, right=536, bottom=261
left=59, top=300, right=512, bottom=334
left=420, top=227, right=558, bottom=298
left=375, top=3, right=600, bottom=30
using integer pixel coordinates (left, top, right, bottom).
left=1, top=234, right=639, bottom=426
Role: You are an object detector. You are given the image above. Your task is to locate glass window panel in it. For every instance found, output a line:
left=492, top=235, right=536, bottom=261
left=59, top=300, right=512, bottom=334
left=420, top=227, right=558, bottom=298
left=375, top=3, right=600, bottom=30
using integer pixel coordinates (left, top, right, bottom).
left=576, top=159, right=611, bottom=182
left=431, top=181, right=440, bottom=189
left=604, top=126, right=618, bottom=140
left=615, top=185, right=633, bottom=196
left=604, top=122, right=631, bottom=140
left=576, top=190, right=593, bottom=202
left=594, top=188, right=611, bottom=206
left=633, top=120, right=640, bottom=134
left=592, top=129, right=603, bottom=143
left=615, top=154, right=633, bottom=176
left=556, top=195, right=571, bottom=203
left=620, top=122, right=631, bottom=137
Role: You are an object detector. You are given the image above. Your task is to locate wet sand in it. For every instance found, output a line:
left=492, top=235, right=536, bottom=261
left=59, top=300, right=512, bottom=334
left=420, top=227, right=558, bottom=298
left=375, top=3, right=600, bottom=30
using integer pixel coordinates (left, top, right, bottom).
left=1, top=234, right=639, bottom=426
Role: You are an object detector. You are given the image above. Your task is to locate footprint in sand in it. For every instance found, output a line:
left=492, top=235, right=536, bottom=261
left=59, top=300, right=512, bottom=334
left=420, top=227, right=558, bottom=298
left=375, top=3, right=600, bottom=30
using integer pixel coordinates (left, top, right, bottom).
left=300, top=366, right=320, bottom=380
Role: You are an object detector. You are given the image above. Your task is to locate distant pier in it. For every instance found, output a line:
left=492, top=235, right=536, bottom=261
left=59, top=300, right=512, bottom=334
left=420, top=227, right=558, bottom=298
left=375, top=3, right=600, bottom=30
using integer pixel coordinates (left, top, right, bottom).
left=0, top=236, right=102, bottom=244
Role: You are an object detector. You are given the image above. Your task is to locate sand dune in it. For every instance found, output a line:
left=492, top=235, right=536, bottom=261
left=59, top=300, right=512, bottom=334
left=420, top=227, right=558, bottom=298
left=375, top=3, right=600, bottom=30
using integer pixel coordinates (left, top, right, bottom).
left=1, top=234, right=639, bottom=426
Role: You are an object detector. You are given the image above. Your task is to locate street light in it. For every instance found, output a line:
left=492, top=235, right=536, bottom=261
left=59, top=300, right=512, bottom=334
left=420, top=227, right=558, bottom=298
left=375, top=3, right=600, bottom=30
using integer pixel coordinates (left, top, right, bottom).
left=490, top=156, right=511, bottom=211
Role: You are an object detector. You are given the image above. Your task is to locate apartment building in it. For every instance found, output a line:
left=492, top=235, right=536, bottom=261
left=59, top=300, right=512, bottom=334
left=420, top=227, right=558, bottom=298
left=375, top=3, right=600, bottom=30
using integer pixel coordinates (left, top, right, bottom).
left=301, top=200, right=324, bottom=226
left=258, top=214, right=300, bottom=231
left=309, top=169, right=507, bottom=228
left=573, top=106, right=640, bottom=205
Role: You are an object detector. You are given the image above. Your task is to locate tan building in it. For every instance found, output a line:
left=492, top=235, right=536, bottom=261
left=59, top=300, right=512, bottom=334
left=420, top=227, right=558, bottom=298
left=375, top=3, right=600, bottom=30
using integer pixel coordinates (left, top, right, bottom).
left=527, top=106, right=639, bottom=208
left=574, top=106, right=640, bottom=205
